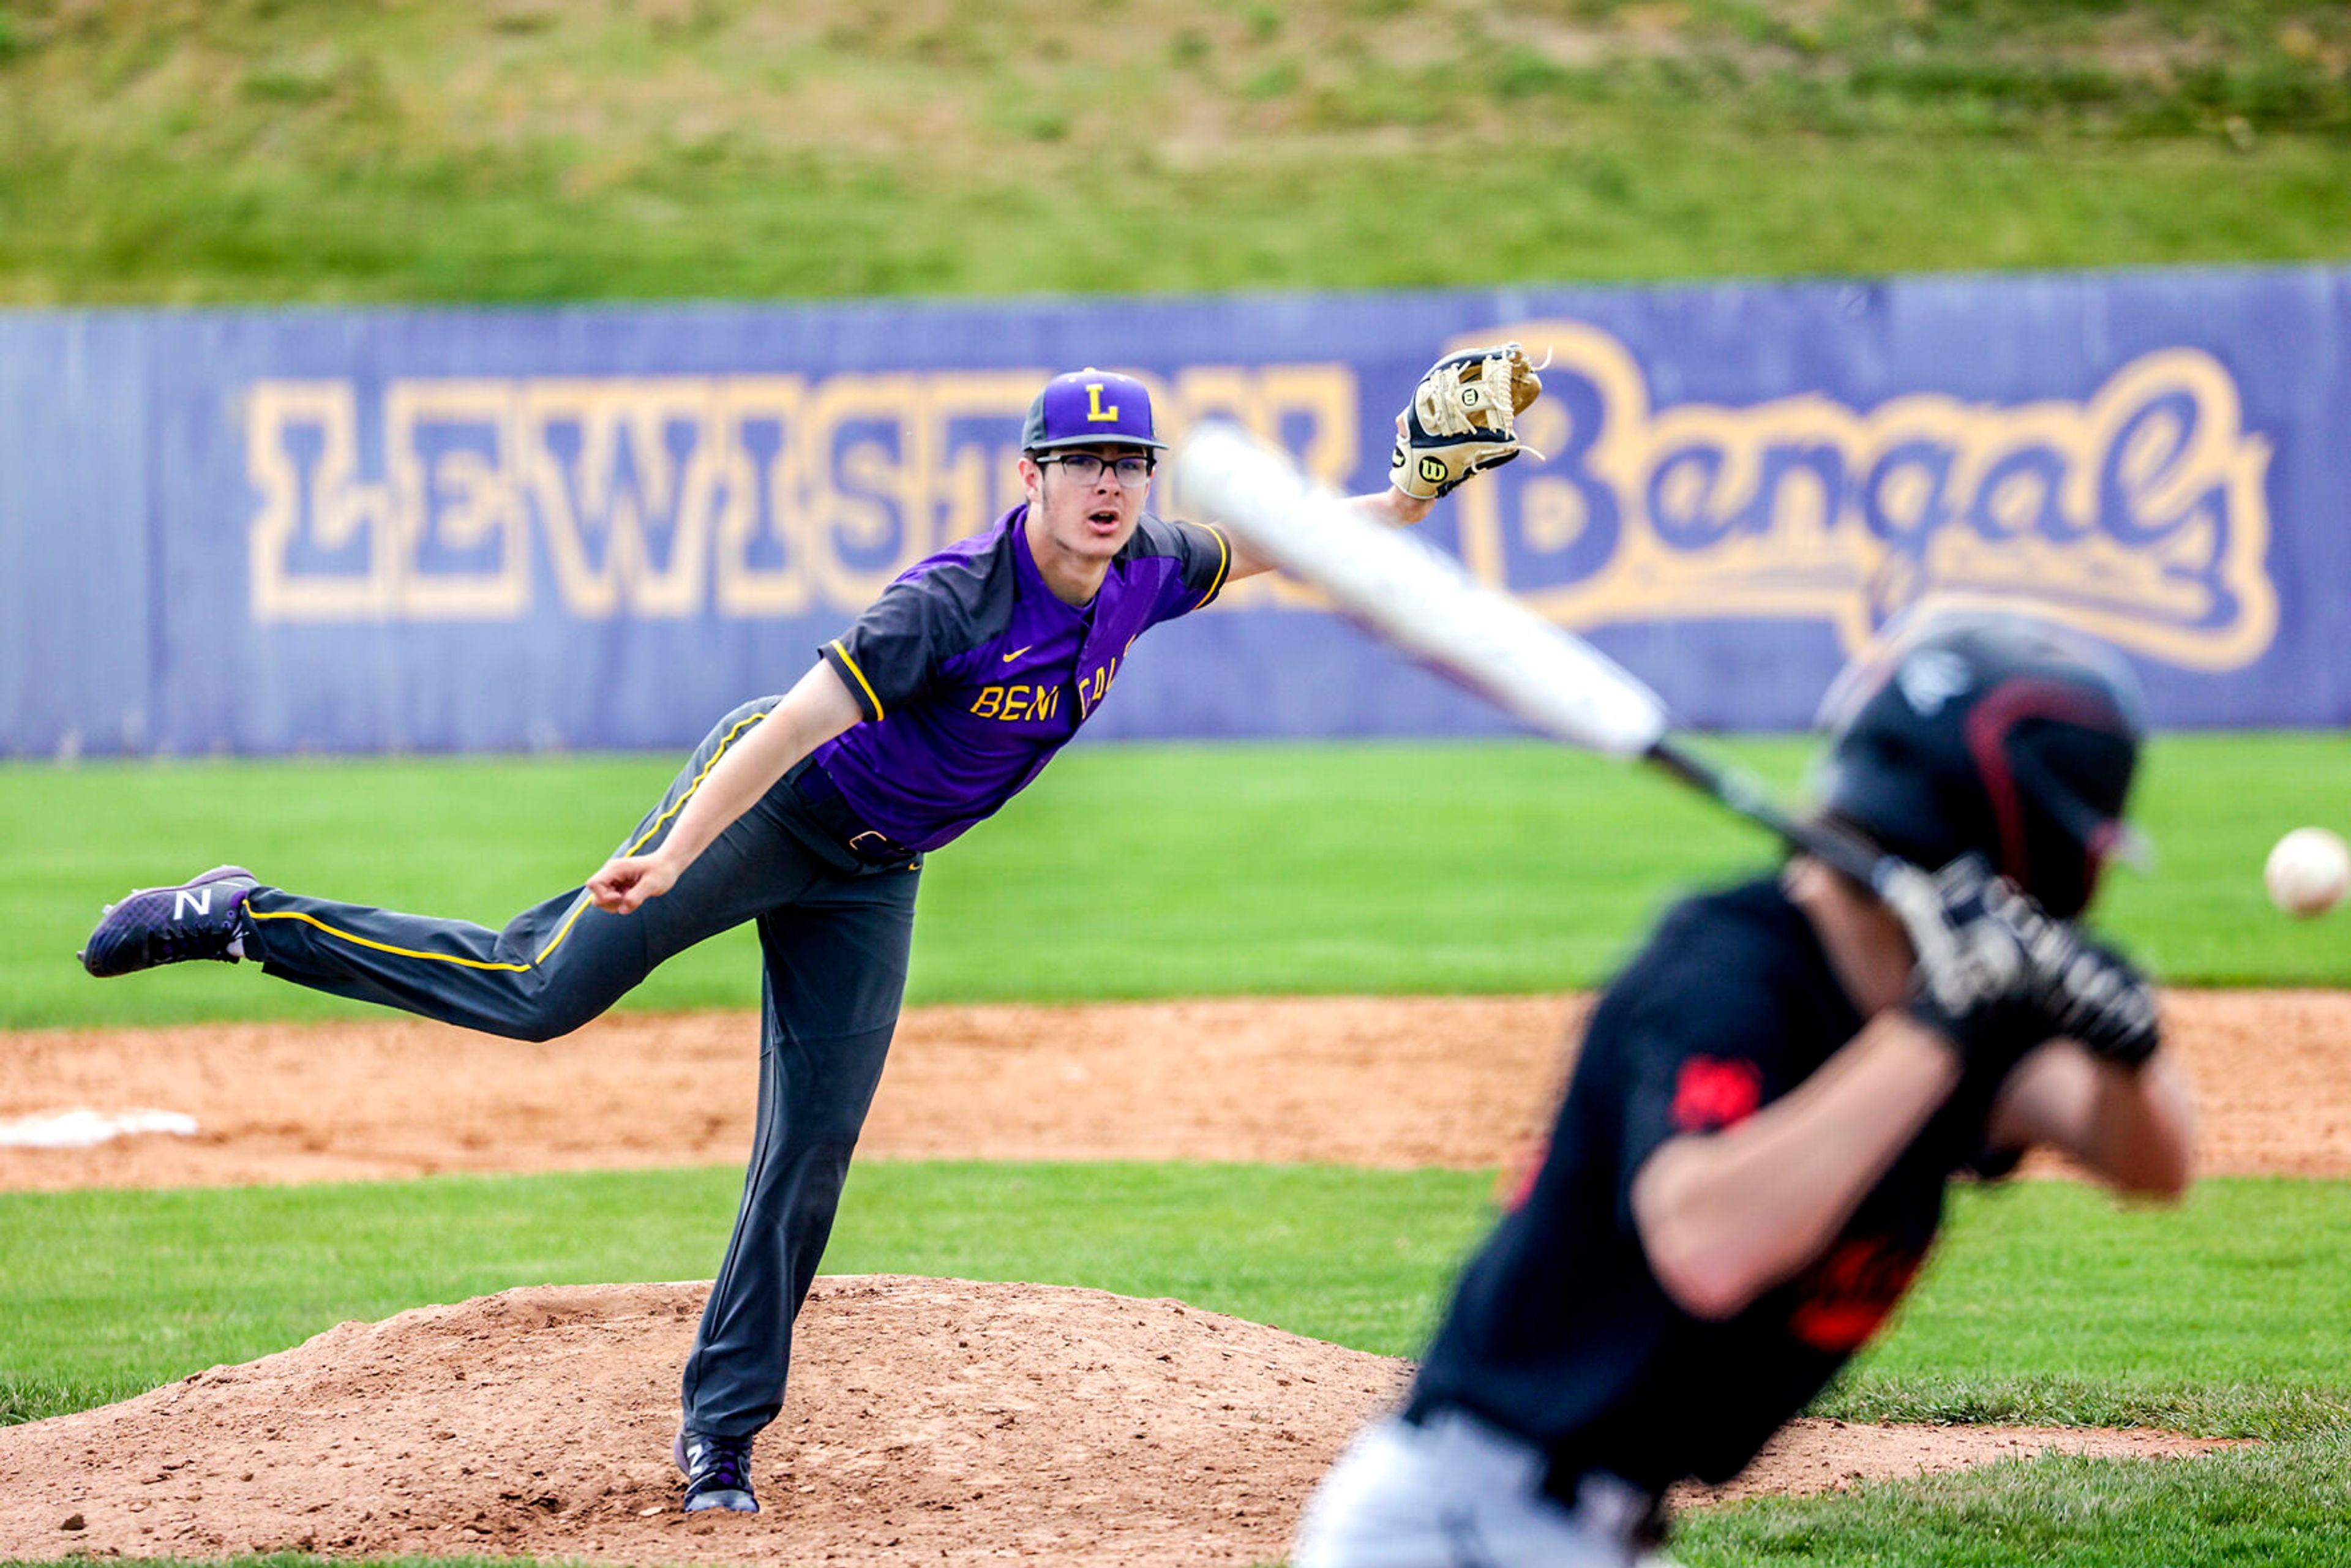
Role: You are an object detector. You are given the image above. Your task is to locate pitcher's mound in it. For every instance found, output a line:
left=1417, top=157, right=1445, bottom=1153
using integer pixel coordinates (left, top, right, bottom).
left=0, top=1278, right=2232, bottom=1567
left=0, top=1278, right=1401, bottom=1565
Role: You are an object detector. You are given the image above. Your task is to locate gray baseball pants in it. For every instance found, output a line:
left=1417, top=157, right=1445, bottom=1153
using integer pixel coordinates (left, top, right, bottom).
left=1294, top=1412, right=1673, bottom=1568
left=238, top=696, right=921, bottom=1440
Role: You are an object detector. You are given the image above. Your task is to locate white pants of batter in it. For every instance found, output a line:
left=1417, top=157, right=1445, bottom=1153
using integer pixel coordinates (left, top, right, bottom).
left=1292, top=1411, right=1674, bottom=1568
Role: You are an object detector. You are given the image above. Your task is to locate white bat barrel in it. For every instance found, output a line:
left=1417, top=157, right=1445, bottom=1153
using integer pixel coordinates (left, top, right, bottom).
left=1173, top=423, right=1672, bottom=759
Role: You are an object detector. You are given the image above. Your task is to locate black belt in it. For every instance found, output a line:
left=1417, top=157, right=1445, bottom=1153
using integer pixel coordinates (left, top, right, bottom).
left=788, top=760, right=918, bottom=866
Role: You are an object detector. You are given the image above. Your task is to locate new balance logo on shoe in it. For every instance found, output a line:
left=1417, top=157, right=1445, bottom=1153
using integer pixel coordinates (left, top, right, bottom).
left=675, top=1430, right=759, bottom=1514
left=80, top=866, right=258, bottom=979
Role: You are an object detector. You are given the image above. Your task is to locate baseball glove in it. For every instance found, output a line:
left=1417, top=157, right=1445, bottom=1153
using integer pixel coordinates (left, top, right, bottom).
left=1390, top=342, right=1545, bottom=501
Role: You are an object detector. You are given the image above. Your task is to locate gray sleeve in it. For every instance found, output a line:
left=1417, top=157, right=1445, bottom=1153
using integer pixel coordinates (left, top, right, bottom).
left=820, top=574, right=959, bottom=722
left=1136, top=514, right=1234, bottom=623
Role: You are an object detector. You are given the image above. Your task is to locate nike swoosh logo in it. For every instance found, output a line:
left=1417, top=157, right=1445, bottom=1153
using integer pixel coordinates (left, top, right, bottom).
left=1002, top=646, right=1034, bottom=662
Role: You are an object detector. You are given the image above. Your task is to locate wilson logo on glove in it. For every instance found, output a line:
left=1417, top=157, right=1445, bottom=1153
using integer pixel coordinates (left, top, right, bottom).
left=1390, top=341, right=1547, bottom=501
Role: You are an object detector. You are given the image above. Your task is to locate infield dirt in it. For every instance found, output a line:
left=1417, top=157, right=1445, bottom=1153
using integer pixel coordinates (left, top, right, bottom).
left=0, top=989, right=2331, bottom=1564
left=4, top=989, right=2345, bottom=1190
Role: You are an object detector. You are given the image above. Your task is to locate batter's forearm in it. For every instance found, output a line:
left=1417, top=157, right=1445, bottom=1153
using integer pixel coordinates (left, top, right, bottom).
left=1631, top=1014, right=1961, bottom=1319
left=2075, top=1052, right=2195, bottom=1198
left=1988, top=1042, right=2195, bottom=1198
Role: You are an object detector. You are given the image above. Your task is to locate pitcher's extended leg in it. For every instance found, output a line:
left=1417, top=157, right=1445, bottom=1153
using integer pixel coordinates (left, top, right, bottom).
left=240, top=699, right=802, bottom=1040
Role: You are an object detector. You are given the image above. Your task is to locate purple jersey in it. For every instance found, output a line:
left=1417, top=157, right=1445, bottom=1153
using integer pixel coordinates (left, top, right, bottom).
left=810, top=505, right=1231, bottom=852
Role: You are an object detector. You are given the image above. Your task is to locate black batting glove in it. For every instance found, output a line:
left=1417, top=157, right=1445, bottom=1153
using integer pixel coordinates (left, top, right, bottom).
left=2034, top=937, right=2162, bottom=1070
left=1881, top=855, right=2059, bottom=1080
left=1884, top=855, right=2162, bottom=1076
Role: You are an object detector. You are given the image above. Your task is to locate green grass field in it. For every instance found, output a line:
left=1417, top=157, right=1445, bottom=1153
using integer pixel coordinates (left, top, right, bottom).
left=1678, top=1436, right=2351, bottom=1568
left=8, top=733, right=2348, bottom=1030
left=9, top=738, right=2341, bottom=1029
left=6, top=733, right=2351, bottom=1562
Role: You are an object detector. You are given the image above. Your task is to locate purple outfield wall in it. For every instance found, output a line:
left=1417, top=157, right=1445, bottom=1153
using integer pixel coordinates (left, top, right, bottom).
left=2, top=267, right=2344, bottom=757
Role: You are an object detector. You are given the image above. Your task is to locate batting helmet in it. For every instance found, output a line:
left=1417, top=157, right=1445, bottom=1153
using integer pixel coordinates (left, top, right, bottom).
left=1813, top=609, right=2147, bottom=918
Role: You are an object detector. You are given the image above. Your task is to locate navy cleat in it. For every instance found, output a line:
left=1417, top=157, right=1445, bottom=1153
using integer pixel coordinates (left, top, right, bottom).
left=79, top=866, right=258, bottom=978
left=674, top=1430, right=759, bottom=1514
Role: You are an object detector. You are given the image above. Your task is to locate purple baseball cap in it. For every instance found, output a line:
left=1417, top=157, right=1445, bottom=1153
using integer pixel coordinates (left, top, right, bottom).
left=1021, top=369, right=1165, bottom=452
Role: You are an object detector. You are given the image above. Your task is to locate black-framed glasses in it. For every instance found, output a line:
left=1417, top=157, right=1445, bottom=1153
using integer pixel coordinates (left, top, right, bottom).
left=1044, top=452, right=1155, bottom=489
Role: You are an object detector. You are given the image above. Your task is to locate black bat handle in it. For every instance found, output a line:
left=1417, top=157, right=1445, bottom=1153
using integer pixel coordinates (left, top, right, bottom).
left=1643, top=733, right=1898, bottom=894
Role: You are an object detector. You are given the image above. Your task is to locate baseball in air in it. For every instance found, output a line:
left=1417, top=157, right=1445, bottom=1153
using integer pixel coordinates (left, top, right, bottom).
left=2264, top=827, right=2350, bottom=918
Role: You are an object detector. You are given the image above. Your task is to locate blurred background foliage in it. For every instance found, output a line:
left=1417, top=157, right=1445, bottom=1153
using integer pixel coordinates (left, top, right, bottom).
left=1, top=0, right=2346, bottom=301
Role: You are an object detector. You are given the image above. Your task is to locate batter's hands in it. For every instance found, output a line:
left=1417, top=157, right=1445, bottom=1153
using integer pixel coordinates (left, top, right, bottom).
left=1390, top=342, right=1544, bottom=500
left=587, top=853, right=678, bottom=914
left=2034, top=937, right=2161, bottom=1070
left=1883, top=855, right=2054, bottom=1078
left=1884, top=855, right=2161, bottom=1074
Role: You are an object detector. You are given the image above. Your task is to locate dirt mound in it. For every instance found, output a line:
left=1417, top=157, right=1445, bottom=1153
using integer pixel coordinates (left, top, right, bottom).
left=0, top=1280, right=2234, bottom=1567
left=6, top=988, right=2346, bottom=1192
left=0, top=1278, right=1402, bottom=1566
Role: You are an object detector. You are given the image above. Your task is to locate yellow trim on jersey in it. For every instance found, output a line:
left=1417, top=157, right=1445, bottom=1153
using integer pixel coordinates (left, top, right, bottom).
left=252, top=708, right=774, bottom=975
left=1192, top=523, right=1232, bottom=612
left=829, top=639, right=885, bottom=721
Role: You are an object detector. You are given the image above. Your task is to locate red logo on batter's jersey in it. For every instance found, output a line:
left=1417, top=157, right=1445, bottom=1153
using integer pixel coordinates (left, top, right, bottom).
left=1670, top=1056, right=1763, bottom=1133
left=1788, top=1235, right=1925, bottom=1353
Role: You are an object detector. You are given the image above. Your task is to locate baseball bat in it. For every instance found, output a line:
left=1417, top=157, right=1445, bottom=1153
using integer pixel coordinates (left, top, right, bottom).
left=1171, top=422, right=1899, bottom=893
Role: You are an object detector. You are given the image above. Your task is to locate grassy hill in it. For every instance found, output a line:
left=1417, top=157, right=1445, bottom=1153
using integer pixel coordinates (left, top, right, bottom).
left=2, top=0, right=2347, bottom=302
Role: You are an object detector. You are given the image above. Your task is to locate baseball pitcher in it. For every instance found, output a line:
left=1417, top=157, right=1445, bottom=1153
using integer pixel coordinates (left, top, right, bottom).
left=80, top=348, right=1543, bottom=1515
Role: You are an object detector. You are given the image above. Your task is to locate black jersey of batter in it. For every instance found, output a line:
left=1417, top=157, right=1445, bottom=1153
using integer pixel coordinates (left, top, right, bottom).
left=1407, top=876, right=2014, bottom=1493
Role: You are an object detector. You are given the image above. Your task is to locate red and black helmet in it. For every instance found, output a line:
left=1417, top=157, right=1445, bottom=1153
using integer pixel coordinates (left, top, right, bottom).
left=1815, top=610, right=2147, bottom=919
